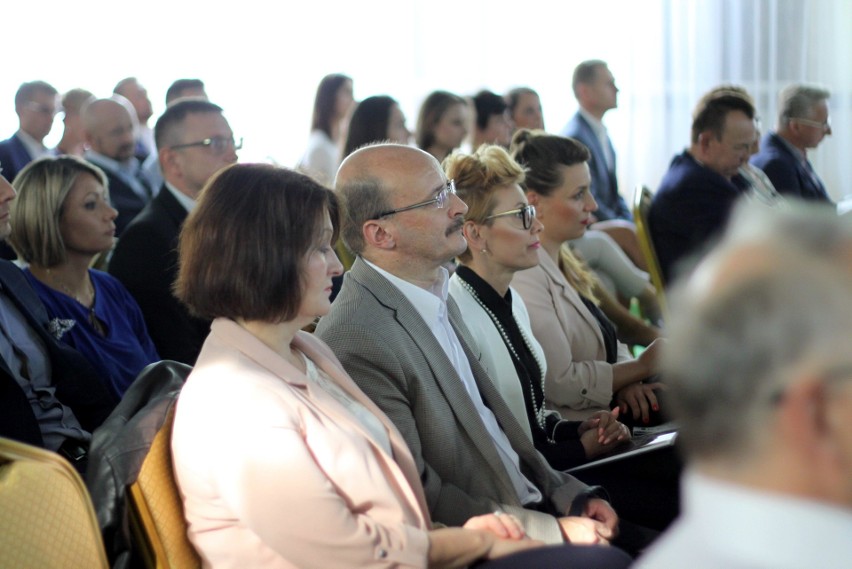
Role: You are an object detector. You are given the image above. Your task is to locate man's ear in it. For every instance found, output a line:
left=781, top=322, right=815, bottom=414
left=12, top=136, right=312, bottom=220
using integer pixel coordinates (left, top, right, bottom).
left=697, top=131, right=715, bottom=153
left=526, top=191, right=540, bottom=206
left=363, top=220, right=395, bottom=250
left=776, top=377, right=828, bottom=455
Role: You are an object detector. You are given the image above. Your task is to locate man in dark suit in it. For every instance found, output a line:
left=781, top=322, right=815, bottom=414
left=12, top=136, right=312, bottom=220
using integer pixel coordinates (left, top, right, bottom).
left=750, top=84, right=833, bottom=203
left=109, top=99, right=238, bottom=365
left=83, top=98, right=155, bottom=235
left=317, top=144, right=620, bottom=546
left=561, top=60, right=630, bottom=222
left=0, top=81, right=58, bottom=182
left=649, top=90, right=756, bottom=285
left=0, top=168, right=114, bottom=473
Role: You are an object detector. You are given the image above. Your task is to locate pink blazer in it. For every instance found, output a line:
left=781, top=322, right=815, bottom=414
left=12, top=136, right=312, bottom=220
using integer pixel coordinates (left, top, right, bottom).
left=172, top=319, right=431, bottom=569
left=513, top=249, right=632, bottom=421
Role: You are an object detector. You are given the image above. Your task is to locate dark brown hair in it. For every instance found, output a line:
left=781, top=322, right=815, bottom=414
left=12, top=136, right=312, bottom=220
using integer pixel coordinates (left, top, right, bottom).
left=175, top=163, right=339, bottom=323
left=691, top=91, right=755, bottom=144
left=509, top=129, right=590, bottom=196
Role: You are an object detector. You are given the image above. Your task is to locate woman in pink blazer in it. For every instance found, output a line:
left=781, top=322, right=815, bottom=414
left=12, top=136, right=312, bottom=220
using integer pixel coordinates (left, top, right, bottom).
left=509, top=130, right=665, bottom=425
left=170, top=164, right=625, bottom=568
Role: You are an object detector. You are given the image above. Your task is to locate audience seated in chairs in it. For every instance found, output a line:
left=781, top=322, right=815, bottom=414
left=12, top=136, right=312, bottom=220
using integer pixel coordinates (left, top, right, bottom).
left=10, top=156, right=159, bottom=399
left=169, top=162, right=629, bottom=567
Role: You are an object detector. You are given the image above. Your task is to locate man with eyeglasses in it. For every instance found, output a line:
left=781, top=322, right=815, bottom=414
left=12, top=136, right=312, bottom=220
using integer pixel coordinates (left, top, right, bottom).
left=83, top=97, right=156, bottom=235
left=636, top=203, right=852, bottom=568
left=317, top=144, right=634, bottom=551
left=750, top=84, right=833, bottom=203
left=0, top=81, right=58, bottom=183
left=109, top=99, right=238, bottom=365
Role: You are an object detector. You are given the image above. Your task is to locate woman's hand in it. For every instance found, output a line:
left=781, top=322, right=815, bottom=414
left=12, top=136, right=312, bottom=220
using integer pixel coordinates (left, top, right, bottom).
left=463, top=512, right=526, bottom=540
left=578, top=408, right=631, bottom=458
left=615, top=381, right=665, bottom=423
left=636, top=337, right=666, bottom=375
left=557, top=516, right=610, bottom=545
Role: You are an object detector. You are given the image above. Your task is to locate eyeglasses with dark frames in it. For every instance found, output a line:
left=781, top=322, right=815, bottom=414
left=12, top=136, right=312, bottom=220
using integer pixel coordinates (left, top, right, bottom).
left=376, top=179, right=456, bottom=218
left=170, top=136, right=243, bottom=153
left=484, top=204, right=537, bottom=230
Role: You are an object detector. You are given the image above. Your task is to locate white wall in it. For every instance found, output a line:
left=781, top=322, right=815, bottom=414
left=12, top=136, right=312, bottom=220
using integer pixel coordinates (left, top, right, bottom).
left=2, top=0, right=849, bottom=197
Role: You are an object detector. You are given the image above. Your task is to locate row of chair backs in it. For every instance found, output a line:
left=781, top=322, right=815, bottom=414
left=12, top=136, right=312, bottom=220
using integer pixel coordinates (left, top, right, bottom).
left=0, top=360, right=200, bottom=569
left=0, top=436, right=109, bottom=569
left=632, top=184, right=668, bottom=317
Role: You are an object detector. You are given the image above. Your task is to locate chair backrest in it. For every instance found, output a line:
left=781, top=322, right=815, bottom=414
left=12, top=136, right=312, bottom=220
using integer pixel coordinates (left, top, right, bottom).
left=632, top=184, right=668, bottom=317
left=128, top=406, right=201, bottom=569
left=0, top=437, right=109, bottom=569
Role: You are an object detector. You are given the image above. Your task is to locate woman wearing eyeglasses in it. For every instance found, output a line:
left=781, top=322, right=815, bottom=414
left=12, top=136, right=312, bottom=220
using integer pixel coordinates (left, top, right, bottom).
left=509, top=130, right=665, bottom=426
left=446, top=145, right=630, bottom=472
left=10, top=156, right=159, bottom=399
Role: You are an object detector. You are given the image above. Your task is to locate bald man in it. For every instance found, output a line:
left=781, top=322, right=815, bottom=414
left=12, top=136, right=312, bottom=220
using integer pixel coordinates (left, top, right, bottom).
left=636, top=203, right=852, bottom=567
left=316, top=144, right=630, bottom=548
left=83, top=98, right=154, bottom=235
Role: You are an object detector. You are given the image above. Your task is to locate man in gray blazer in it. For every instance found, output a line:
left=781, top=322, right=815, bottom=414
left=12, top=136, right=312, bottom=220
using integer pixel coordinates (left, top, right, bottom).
left=316, top=144, right=618, bottom=546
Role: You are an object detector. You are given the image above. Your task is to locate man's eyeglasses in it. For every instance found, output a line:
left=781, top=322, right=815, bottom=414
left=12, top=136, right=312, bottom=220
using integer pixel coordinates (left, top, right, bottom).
left=376, top=179, right=456, bottom=218
left=484, top=204, right=537, bottom=230
left=792, top=117, right=831, bottom=131
left=170, top=136, right=243, bottom=154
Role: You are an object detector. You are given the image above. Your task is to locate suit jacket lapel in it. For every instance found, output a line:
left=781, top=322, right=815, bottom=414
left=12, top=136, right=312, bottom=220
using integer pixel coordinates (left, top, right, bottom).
left=349, top=259, right=521, bottom=494
left=538, top=250, right=605, bottom=348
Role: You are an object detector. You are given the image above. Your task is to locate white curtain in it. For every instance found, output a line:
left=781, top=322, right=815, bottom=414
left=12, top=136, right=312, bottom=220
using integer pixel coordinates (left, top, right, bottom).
left=615, top=0, right=851, bottom=199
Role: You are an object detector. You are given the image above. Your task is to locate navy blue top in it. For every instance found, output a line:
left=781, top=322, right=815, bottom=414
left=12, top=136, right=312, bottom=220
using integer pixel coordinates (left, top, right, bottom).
left=649, top=151, right=748, bottom=284
left=750, top=132, right=833, bottom=203
left=24, top=269, right=159, bottom=399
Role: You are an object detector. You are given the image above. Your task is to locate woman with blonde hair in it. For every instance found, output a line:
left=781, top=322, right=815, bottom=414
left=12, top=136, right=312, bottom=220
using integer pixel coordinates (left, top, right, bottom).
left=445, top=145, right=630, bottom=471
left=10, top=156, right=158, bottom=398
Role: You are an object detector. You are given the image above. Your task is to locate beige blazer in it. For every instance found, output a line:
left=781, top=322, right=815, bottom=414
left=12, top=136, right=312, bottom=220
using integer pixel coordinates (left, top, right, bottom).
left=172, top=319, right=430, bottom=569
left=513, top=249, right=632, bottom=421
left=316, top=258, right=589, bottom=545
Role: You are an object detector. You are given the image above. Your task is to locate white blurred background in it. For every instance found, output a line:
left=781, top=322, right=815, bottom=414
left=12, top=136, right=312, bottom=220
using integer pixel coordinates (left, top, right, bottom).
left=2, top=0, right=850, bottom=198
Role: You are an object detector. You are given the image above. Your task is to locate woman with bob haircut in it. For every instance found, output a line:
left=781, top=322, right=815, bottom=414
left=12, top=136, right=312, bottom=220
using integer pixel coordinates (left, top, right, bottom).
left=343, top=95, right=410, bottom=158
left=445, top=145, right=631, bottom=472
left=416, top=90, right=469, bottom=163
left=9, top=156, right=159, bottom=399
left=299, top=73, right=354, bottom=186
left=508, top=130, right=665, bottom=426
left=171, top=163, right=629, bottom=568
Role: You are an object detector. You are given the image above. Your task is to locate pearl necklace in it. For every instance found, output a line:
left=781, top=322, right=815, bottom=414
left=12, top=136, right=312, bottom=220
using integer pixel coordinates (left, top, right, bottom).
left=456, top=275, right=551, bottom=439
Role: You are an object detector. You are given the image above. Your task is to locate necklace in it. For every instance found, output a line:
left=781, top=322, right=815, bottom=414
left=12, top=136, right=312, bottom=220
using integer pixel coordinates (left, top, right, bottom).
left=44, top=268, right=105, bottom=336
left=456, top=275, right=551, bottom=440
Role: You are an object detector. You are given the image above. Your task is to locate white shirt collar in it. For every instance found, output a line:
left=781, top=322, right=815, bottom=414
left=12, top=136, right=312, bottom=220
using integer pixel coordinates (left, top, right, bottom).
left=164, top=181, right=197, bottom=212
left=364, top=259, right=449, bottom=327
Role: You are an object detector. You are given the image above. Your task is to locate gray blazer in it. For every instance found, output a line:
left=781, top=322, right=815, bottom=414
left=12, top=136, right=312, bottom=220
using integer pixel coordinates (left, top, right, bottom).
left=316, top=257, right=589, bottom=543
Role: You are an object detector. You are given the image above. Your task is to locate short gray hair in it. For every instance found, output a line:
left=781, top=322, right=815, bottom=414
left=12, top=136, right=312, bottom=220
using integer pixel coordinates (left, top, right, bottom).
left=664, top=203, right=852, bottom=462
left=778, top=83, right=830, bottom=124
left=335, top=177, right=391, bottom=255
